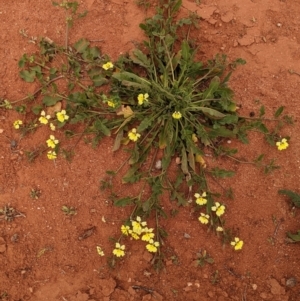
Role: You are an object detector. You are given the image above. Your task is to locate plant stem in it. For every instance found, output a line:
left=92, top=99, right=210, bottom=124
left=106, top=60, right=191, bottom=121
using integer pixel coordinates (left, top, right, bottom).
left=10, top=75, right=65, bottom=104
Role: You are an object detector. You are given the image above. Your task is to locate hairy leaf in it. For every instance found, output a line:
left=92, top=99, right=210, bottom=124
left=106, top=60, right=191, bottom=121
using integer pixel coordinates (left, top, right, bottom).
left=278, top=189, right=300, bottom=208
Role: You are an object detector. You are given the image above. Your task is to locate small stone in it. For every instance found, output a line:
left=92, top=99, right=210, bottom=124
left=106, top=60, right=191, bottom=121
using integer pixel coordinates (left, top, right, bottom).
left=152, top=292, right=163, bottom=301
left=269, top=278, right=285, bottom=295
left=277, top=23, right=282, bottom=27
left=11, top=234, right=19, bottom=243
left=127, top=286, right=136, bottom=296
left=175, top=157, right=181, bottom=164
left=155, top=160, right=162, bottom=170
left=252, top=284, right=257, bottom=290
left=142, top=294, right=152, bottom=301
left=99, top=278, right=116, bottom=296
left=0, top=245, right=6, bottom=253
left=221, top=12, right=234, bottom=23
left=184, top=233, right=191, bottom=239
left=259, top=292, right=268, bottom=299
left=208, top=291, right=215, bottom=298
left=286, top=277, right=297, bottom=287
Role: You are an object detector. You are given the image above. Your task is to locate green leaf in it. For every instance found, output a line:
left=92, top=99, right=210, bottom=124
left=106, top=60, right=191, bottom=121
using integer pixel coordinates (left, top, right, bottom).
left=287, top=231, right=300, bottom=242
left=198, top=107, right=225, bottom=119
left=274, top=106, right=284, bottom=118
left=112, top=129, right=123, bottom=152
left=74, top=38, right=90, bottom=53
left=32, top=105, right=43, bottom=115
left=188, top=147, right=195, bottom=171
left=202, top=76, right=220, bottom=99
left=19, top=70, right=36, bottom=82
left=94, top=120, right=111, bottom=136
left=129, top=146, right=140, bottom=165
left=137, top=117, right=152, bottom=132
left=181, top=148, right=189, bottom=174
left=42, top=96, right=61, bottom=106
left=131, top=49, right=150, bottom=68
left=171, top=191, right=187, bottom=206
left=254, top=154, right=265, bottom=163
left=114, top=197, right=135, bottom=207
left=181, top=40, right=190, bottom=61
left=259, top=105, right=265, bottom=117
left=209, top=127, right=235, bottom=138
left=171, top=0, right=182, bottom=14
left=122, top=166, right=140, bottom=183
left=278, top=189, right=300, bottom=208
left=210, top=167, right=235, bottom=178
left=219, top=115, right=239, bottom=125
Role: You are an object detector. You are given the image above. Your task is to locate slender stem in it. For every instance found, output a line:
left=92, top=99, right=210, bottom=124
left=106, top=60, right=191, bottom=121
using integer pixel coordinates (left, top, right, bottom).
left=10, top=75, right=65, bottom=104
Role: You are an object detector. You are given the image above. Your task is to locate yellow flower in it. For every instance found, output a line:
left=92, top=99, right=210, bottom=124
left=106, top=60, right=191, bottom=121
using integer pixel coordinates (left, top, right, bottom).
left=50, top=123, right=56, bottom=131
left=216, top=226, right=224, bottom=232
left=137, top=93, right=149, bottom=105
left=276, top=138, right=289, bottom=151
left=121, top=225, right=130, bottom=236
left=107, top=100, right=116, bottom=108
left=39, top=110, right=50, bottom=124
left=131, top=216, right=147, bottom=235
left=172, top=111, right=182, bottom=119
left=192, top=133, right=198, bottom=143
left=102, top=61, right=114, bottom=70
left=146, top=239, right=160, bottom=253
left=141, top=228, right=155, bottom=242
left=47, top=150, right=57, bottom=160
left=129, top=230, right=140, bottom=240
left=96, top=246, right=105, bottom=256
left=128, top=128, right=141, bottom=142
left=13, top=120, right=23, bottom=129
left=199, top=213, right=210, bottom=224
left=46, top=135, right=59, bottom=149
left=56, top=110, right=69, bottom=123
left=195, top=192, right=207, bottom=205
left=231, top=237, right=243, bottom=250
left=211, top=202, right=225, bottom=217
left=112, top=242, right=125, bottom=257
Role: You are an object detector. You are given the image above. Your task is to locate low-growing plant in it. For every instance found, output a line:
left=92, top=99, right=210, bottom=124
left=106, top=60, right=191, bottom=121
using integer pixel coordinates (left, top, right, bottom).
left=0, top=0, right=293, bottom=269
left=279, top=189, right=300, bottom=242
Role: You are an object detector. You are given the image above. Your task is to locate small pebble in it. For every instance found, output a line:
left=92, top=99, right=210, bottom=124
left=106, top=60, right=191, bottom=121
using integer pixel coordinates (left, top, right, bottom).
left=184, top=233, right=191, bottom=239
left=286, top=277, right=297, bottom=287
left=155, top=160, right=162, bottom=170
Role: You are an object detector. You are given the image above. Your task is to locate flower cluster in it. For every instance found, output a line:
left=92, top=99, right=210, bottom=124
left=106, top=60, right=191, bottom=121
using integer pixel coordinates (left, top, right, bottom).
left=114, top=216, right=160, bottom=258
left=36, top=109, right=69, bottom=160
left=276, top=138, right=289, bottom=151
